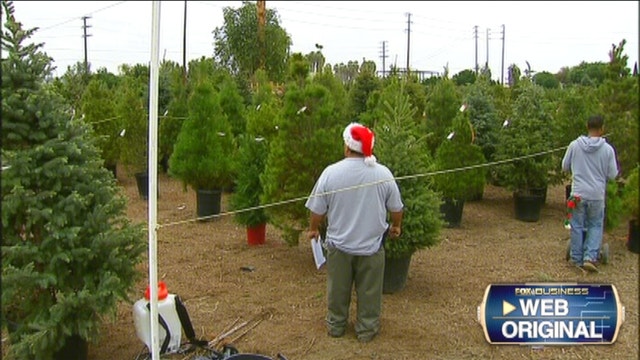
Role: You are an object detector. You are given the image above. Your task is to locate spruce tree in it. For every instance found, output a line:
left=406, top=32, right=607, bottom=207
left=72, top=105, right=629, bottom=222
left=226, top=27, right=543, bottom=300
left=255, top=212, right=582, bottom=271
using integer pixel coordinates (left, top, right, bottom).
left=1, top=1, right=146, bottom=358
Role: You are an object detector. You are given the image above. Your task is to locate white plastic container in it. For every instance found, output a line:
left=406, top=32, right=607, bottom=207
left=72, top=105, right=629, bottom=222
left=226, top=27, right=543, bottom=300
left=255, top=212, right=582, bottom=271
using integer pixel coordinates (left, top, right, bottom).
left=132, top=282, right=182, bottom=354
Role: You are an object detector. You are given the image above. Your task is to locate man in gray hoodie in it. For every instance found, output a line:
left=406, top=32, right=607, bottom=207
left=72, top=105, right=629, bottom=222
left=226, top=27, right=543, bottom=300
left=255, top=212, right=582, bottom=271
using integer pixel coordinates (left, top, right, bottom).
left=562, top=115, right=619, bottom=272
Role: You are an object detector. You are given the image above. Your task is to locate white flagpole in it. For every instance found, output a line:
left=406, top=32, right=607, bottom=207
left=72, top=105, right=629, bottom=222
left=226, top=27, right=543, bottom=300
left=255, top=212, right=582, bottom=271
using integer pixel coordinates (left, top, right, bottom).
left=148, top=1, right=161, bottom=359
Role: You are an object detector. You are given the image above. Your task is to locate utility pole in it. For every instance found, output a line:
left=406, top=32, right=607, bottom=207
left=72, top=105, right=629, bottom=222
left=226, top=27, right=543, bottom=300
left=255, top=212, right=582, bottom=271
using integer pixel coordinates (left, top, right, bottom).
left=182, top=0, right=187, bottom=77
left=380, top=41, right=388, bottom=78
left=474, top=25, right=479, bottom=75
left=486, top=27, right=490, bottom=70
left=500, top=24, right=505, bottom=85
left=405, top=13, right=412, bottom=73
left=81, top=16, right=92, bottom=74
left=257, top=0, right=266, bottom=70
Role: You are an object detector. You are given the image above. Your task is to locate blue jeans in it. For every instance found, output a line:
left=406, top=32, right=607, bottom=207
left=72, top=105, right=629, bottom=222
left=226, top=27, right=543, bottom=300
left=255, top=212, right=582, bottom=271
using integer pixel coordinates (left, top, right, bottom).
left=569, top=199, right=605, bottom=265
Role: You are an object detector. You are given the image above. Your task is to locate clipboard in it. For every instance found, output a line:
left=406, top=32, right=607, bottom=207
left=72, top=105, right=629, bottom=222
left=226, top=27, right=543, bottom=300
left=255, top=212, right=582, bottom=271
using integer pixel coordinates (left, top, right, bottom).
left=311, top=237, right=326, bottom=269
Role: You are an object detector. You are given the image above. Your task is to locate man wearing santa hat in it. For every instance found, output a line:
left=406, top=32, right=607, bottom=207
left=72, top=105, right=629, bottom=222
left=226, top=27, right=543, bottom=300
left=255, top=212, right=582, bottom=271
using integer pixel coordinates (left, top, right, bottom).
left=305, top=122, right=404, bottom=343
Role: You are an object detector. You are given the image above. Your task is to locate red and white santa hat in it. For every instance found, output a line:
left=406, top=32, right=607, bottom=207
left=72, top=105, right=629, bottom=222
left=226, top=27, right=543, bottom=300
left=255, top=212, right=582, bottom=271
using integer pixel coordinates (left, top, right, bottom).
left=343, top=122, right=377, bottom=166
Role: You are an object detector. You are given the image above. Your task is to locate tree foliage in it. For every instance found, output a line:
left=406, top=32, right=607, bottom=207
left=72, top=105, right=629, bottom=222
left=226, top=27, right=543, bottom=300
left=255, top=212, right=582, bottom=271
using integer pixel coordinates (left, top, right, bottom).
left=494, top=80, right=553, bottom=191
left=116, top=74, right=148, bottom=173
left=260, top=80, right=342, bottom=246
left=372, top=78, right=443, bottom=258
left=213, top=1, right=291, bottom=83
left=423, top=76, right=461, bottom=156
left=1, top=2, right=145, bottom=357
left=432, top=107, right=487, bottom=201
left=598, top=39, right=639, bottom=177
left=169, top=80, right=235, bottom=191
left=81, top=77, right=121, bottom=167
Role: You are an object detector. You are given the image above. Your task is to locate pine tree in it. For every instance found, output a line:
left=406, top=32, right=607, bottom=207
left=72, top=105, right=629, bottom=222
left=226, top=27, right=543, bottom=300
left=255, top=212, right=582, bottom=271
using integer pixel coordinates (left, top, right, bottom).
left=1, top=1, right=146, bottom=358
left=260, top=79, right=343, bottom=246
left=432, top=106, right=487, bottom=201
left=423, top=76, right=462, bottom=156
left=372, top=78, right=444, bottom=258
left=81, top=77, right=122, bottom=169
left=494, top=79, right=553, bottom=192
left=599, top=39, right=639, bottom=177
left=169, top=80, right=235, bottom=191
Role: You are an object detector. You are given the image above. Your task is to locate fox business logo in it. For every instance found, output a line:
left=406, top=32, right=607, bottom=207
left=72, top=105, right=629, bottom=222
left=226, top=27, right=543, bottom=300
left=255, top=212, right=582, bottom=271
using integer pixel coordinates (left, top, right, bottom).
left=477, top=284, right=625, bottom=345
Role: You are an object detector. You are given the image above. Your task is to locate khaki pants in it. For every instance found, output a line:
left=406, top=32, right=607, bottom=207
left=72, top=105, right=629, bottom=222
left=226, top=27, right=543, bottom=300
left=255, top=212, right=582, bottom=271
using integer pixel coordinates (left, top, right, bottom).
left=325, top=245, right=385, bottom=338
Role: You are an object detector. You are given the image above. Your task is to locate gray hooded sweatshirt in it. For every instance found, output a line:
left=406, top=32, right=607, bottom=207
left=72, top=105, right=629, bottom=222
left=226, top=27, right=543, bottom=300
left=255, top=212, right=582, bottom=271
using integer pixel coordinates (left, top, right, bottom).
left=562, top=136, right=618, bottom=201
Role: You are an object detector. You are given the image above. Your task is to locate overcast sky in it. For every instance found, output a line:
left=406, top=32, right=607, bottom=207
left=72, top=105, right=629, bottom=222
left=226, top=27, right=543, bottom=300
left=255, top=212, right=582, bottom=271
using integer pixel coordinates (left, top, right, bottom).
left=9, top=1, right=639, bottom=81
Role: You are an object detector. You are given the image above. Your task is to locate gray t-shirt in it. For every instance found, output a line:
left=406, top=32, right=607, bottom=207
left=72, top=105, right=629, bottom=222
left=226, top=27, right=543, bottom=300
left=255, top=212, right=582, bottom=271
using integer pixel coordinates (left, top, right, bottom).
left=305, top=157, right=403, bottom=256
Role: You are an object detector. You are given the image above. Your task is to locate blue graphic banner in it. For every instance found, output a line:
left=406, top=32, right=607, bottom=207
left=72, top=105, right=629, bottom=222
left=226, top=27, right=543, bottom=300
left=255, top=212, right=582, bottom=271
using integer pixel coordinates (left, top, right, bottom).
left=478, top=283, right=624, bottom=345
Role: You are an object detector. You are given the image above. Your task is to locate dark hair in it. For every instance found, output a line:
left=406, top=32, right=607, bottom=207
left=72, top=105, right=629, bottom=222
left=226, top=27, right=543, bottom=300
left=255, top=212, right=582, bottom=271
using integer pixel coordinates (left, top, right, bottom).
left=587, top=115, right=604, bottom=130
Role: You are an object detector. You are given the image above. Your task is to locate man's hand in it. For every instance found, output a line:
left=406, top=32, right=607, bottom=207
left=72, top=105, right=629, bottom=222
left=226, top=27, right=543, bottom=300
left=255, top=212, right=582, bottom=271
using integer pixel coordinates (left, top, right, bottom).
left=307, top=229, right=320, bottom=241
left=389, top=225, right=401, bottom=238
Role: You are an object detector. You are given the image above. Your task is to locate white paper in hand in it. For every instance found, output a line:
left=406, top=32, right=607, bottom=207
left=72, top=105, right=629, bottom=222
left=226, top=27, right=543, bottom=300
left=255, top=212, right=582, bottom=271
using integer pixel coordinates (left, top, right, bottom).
left=311, top=237, right=326, bottom=269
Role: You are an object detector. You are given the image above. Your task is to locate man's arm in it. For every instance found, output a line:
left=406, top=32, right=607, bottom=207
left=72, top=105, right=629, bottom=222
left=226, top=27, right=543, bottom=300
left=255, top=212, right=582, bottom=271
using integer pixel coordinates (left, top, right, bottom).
left=307, top=211, right=326, bottom=240
left=389, top=210, right=403, bottom=238
left=561, top=145, right=573, bottom=173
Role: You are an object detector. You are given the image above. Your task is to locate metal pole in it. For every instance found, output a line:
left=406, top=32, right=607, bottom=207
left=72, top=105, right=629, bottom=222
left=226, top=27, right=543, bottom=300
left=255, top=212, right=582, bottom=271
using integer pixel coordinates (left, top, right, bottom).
left=148, top=2, right=161, bottom=359
left=182, top=0, right=187, bottom=74
left=486, top=28, right=490, bottom=70
left=501, top=24, right=505, bottom=85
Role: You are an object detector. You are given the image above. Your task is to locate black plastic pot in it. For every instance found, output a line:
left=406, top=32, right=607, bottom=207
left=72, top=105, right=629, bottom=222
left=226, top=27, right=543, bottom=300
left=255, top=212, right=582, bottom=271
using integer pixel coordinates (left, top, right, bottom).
left=383, top=254, right=412, bottom=294
left=440, top=197, right=465, bottom=228
left=54, top=334, right=88, bottom=360
left=628, top=219, right=640, bottom=254
left=135, top=172, right=149, bottom=200
left=105, top=163, right=117, bottom=180
left=513, top=190, right=544, bottom=222
left=196, top=188, right=223, bottom=222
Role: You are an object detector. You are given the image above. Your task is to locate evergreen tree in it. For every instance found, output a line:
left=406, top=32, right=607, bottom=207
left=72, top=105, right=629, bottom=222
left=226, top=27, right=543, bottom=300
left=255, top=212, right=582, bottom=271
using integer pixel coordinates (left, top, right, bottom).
left=159, top=62, right=189, bottom=173
left=423, top=76, right=461, bottom=156
left=260, top=81, right=342, bottom=246
left=169, top=80, right=235, bottom=191
left=81, top=77, right=122, bottom=169
left=116, top=75, right=148, bottom=174
left=599, top=39, right=639, bottom=176
left=372, top=78, right=443, bottom=258
left=1, top=2, right=145, bottom=358
left=494, top=80, right=553, bottom=192
left=432, top=106, right=487, bottom=201
left=465, top=77, right=500, bottom=162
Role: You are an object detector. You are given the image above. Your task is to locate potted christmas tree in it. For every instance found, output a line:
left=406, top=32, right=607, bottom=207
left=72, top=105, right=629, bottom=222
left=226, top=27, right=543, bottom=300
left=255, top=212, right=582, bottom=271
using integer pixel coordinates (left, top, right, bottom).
left=260, top=54, right=344, bottom=246
left=1, top=4, right=146, bottom=358
left=493, top=79, right=553, bottom=222
left=370, top=78, right=444, bottom=294
left=432, top=104, right=487, bottom=228
left=230, top=134, right=270, bottom=245
left=169, top=79, right=235, bottom=221
left=81, top=77, right=122, bottom=179
left=116, top=73, right=150, bottom=199
left=230, top=72, right=280, bottom=245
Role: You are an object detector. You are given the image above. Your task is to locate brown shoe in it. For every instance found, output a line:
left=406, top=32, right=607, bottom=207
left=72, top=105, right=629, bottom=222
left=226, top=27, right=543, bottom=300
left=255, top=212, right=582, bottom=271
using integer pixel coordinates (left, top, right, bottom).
left=582, top=261, right=598, bottom=272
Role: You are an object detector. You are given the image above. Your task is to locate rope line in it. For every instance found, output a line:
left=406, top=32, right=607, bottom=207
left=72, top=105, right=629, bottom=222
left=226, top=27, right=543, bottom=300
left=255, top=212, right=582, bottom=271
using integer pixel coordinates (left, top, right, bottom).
left=155, top=145, right=568, bottom=230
